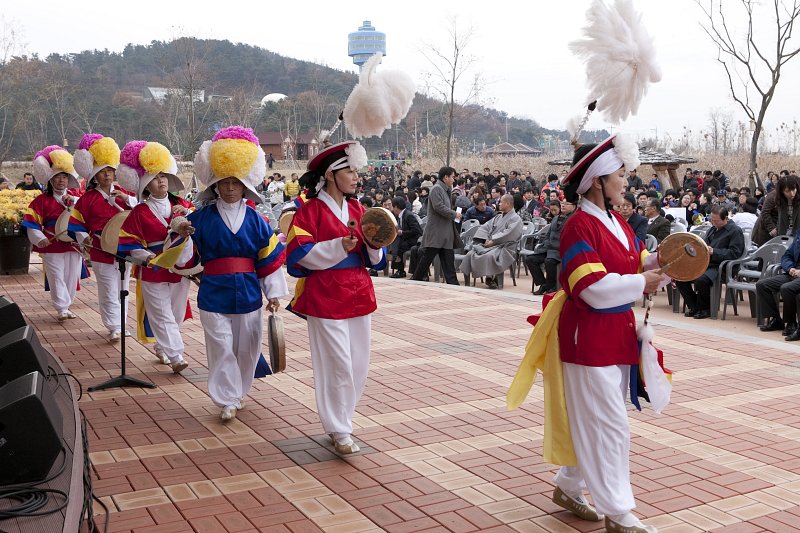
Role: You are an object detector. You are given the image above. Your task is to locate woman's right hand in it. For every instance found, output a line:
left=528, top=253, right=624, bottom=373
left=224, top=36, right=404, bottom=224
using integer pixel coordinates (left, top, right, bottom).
left=642, top=270, right=666, bottom=294
left=342, top=236, right=358, bottom=252
left=176, top=221, right=195, bottom=237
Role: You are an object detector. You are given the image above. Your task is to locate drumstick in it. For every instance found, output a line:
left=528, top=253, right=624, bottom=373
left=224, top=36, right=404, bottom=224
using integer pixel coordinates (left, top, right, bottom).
left=348, top=219, right=356, bottom=239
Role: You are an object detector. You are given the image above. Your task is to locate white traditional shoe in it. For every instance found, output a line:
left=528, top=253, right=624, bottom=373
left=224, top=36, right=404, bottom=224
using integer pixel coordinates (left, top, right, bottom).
left=57, top=312, right=69, bottom=322
left=171, top=360, right=188, bottom=374
left=109, top=331, right=121, bottom=343
left=552, top=487, right=604, bottom=521
left=220, top=406, right=237, bottom=421
left=237, top=399, right=246, bottom=410
left=333, top=436, right=360, bottom=454
left=155, top=352, right=170, bottom=365
left=605, top=514, right=657, bottom=533
left=64, top=310, right=77, bottom=319
left=123, top=329, right=132, bottom=337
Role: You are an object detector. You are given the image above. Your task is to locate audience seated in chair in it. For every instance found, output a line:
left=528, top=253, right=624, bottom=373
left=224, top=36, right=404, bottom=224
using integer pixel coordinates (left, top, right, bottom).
left=389, top=197, right=423, bottom=278
left=675, top=206, right=744, bottom=319
left=458, top=194, right=523, bottom=289
left=645, top=199, right=670, bottom=243
left=525, top=200, right=575, bottom=294
left=756, top=233, right=800, bottom=340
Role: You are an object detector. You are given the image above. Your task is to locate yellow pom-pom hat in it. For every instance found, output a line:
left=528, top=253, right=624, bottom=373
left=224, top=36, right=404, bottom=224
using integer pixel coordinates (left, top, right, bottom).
left=194, top=126, right=265, bottom=204
left=32, top=145, right=79, bottom=189
left=116, top=140, right=182, bottom=199
left=73, top=134, right=121, bottom=183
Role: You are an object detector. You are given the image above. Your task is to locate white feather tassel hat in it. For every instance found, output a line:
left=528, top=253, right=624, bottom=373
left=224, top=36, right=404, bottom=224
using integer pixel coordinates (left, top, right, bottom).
left=343, top=53, right=415, bottom=139
left=73, top=134, right=121, bottom=184
left=194, top=126, right=266, bottom=204
left=32, top=145, right=79, bottom=189
left=116, top=140, right=182, bottom=199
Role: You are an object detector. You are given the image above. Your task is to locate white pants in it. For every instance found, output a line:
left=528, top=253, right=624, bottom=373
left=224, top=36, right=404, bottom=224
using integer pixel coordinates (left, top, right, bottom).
left=307, top=315, right=371, bottom=438
left=42, top=251, right=82, bottom=314
left=200, top=308, right=262, bottom=408
left=553, top=363, right=635, bottom=516
left=140, top=279, right=190, bottom=363
left=92, top=261, right=131, bottom=333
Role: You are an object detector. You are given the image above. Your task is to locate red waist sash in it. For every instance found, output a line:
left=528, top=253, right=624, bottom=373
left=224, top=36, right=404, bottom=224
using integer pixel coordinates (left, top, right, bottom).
left=203, top=257, right=255, bottom=276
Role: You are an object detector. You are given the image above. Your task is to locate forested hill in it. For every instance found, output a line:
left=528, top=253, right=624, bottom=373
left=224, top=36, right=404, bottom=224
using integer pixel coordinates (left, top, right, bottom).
left=0, top=37, right=579, bottom=161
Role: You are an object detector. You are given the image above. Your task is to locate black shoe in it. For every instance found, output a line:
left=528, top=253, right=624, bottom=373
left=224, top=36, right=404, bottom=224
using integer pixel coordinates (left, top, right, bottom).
left=369, top=269, right=378, bottom=277
left=787, top=330, right=800, bottom=342
left=533, top=286, right=547, bottom=295
left=760, top=317, right=785, bottom=332
left=694, top=309, right=711, bottom=319
left=784, top=323, right=799, bottom=337
left=684, top=308, right=697, bottom=317
left=390, top=271, right=406, bottom=278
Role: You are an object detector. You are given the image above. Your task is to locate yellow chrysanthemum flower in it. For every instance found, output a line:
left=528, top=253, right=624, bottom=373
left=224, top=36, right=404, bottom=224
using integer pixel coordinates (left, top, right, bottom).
left=139, top=143, right=173, bottom=174
left=209, top=138, right=258, bottom=179
left=88, top=137, right=121, bottom=167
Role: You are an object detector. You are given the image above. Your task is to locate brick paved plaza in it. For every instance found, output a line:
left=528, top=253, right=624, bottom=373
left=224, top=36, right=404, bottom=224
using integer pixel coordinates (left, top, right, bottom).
left=4, top=261, right=800, bottom=533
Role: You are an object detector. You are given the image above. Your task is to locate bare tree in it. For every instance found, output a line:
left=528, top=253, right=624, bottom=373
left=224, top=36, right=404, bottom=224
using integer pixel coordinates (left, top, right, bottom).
left=697, top=0, right=800, bottom=188
left=420, top=18, right=485, bottom=165
left=0, top=19, right=23, bottom=164
left=218, top=85, right=262, bottom=128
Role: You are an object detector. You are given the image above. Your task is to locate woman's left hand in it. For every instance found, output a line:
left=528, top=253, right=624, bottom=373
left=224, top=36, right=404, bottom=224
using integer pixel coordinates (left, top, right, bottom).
left=266, top=298, right=280, bottom=312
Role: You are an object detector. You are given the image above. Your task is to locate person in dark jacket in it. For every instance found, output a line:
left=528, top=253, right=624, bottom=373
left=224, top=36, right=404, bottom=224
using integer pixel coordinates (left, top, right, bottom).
left=15, top=172, right=43, bottom=191
left=389, top=196, right=423, bottom=278
left=755, top=235, right=800, bottom=340
left=644, top=199, right=670, bottom=243
left=463, top=197, right=495, bottom=224
left=676, top=206, right=745, bottom=319
left=525, top=200, right=575, bottom=294
left=619, top=193, right=647, bottom=242
left=752, top=175, right=800, bottom=245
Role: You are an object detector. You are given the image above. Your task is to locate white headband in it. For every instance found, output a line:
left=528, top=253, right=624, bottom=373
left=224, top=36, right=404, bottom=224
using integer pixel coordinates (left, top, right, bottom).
left=327, top=156, right=350, bottom=173
left=577, top=149, right=624, bottom=195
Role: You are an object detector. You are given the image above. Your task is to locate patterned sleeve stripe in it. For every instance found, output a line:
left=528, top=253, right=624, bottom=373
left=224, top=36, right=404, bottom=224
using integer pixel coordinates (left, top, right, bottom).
left=119, top=229, right=147, bottom=247
left=561, top=240, right=594, bottom=270
left=258, top=234, right=282, bottom=261
left=567, top=262, right=607, bottom=291
left=70, top=208, right=85, bottom=224
left=24, top=208, right=44, bottom=225
left=287, top=225, right=312, bottom=244
left=256, top=252, right=286, bottom=278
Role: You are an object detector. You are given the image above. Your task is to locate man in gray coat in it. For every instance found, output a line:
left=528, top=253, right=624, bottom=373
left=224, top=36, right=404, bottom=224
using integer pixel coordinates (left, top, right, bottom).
left=412, top=166, right=462, bottom=284
left=459, top=194, right=523, bottom=288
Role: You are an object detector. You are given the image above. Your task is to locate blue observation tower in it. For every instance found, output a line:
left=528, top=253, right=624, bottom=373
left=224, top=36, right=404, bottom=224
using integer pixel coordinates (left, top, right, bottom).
left=348, top=20, right=386, bottom=71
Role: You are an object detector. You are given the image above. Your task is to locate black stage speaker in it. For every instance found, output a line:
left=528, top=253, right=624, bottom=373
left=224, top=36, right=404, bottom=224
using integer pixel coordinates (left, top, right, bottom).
left=0, top=371, right=63, bottom=485
left=0, top=295, right=26, bottom=337
left=0, top=326, right=50, bottom=387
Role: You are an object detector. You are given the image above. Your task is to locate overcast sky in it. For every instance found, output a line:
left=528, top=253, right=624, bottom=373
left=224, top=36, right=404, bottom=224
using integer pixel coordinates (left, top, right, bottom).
left=4, top=0, right=799, bottom=148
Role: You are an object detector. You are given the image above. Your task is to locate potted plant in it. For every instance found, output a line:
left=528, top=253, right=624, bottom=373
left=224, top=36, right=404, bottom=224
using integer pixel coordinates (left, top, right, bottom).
left=0, top=189, right=39, bottom=274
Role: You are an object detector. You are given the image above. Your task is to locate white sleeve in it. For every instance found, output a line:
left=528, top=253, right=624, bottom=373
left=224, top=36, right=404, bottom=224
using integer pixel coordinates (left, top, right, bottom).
left=130, top=249, right=155, bottom=263
left=175, top=237, right=195, bottom=267
left=297, top=238, right=349, bottom=270
left=579, top=273, right=646, bottom=309
left=75, top=230, right=90, bottom=243
left=26, top=228, right=47, bottom=246
left=260, top=267, right=290, bottom=299
left=126, top=195, right=138, bottom=208
left=367, top=246, right=384, bottom=265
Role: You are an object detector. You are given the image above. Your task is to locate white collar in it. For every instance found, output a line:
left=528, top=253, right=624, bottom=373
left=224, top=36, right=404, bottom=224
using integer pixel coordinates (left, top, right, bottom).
left=580, top=199, right=630, bottom=249
left=318, top=189, right=350, bottom=225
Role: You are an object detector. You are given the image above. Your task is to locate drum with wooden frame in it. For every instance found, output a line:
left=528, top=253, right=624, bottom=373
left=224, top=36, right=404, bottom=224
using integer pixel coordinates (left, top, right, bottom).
left=100, top=211, right=130, bottom=255
left=267, top=311, right=286, bottom=373
left=360, top=207, right=397, bottom=248
left=656, top=232, right=710, bottom=281
left=278, top=210, right=295, bottom=236
left=54, top=209, right=74, bottom=242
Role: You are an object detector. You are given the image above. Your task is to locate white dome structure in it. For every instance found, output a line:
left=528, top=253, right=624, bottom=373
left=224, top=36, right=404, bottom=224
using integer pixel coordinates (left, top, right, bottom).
left=260, top=93, right=287, bottom=106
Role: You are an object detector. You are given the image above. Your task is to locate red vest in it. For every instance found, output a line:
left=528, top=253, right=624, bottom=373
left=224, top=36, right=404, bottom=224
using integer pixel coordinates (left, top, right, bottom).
left=558, top=209, right=646, bottom=366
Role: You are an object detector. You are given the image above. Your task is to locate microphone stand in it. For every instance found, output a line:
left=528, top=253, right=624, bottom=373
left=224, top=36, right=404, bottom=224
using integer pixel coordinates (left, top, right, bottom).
left=88, top=253, right=156, bottom=392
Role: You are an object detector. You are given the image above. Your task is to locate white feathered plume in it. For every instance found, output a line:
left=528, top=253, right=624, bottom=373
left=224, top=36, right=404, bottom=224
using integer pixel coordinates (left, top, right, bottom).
left=343, top=53, right=416, bottom=139
left=569, top=0, right=661, bottom=124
